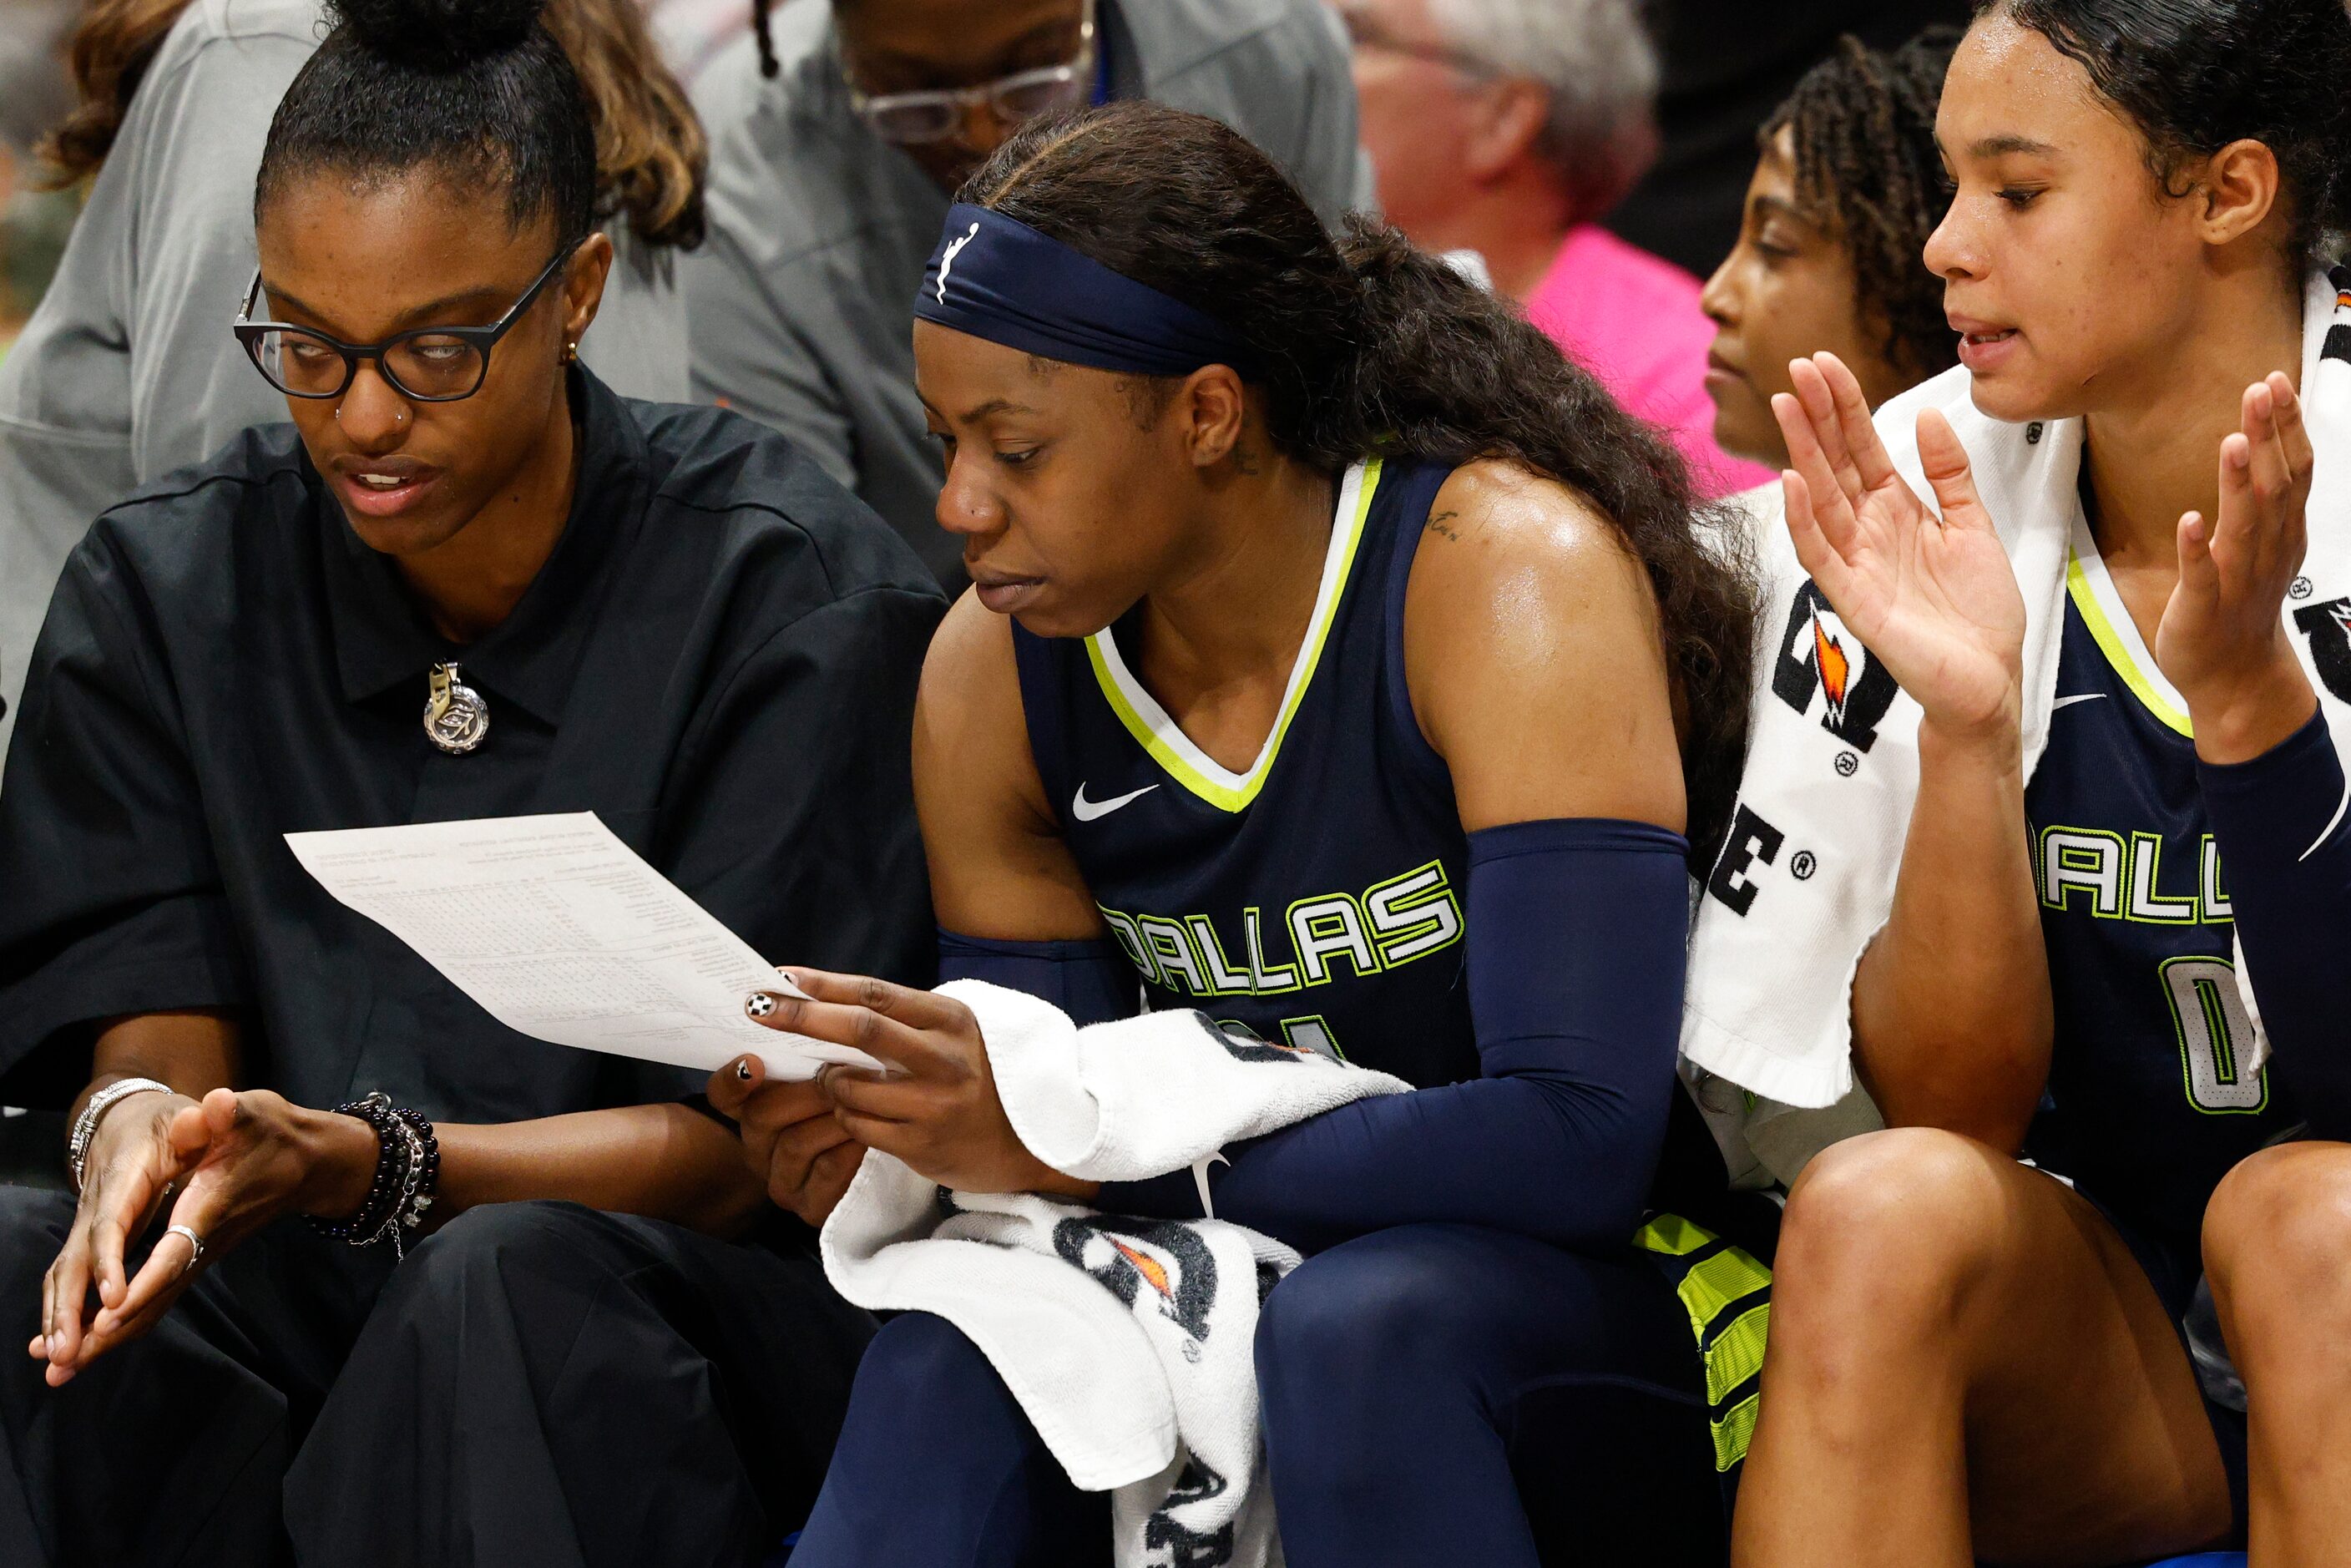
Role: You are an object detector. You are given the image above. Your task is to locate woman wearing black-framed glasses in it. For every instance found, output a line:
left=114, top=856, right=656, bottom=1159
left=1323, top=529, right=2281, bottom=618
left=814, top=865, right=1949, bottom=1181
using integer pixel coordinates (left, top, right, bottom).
left=233, top=239, right=580, bottom=402
left=0, top=0, right=943, bottom=1562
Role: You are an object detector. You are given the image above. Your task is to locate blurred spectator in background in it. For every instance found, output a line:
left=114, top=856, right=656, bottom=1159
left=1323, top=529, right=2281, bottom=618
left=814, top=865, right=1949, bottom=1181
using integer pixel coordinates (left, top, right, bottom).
left=0, top=0, right=77, bottom=359
left=1337, top=0, right=1771, bottom=497
left=685, top=0, right=1371, bottom=587
left=1606, top=0, right=1967, bottom=277
left=1701, top=28, right=1962, bottom=473
left=0, top=2, right=76, bottom=155
left=641, top=0, right=758, bottom=96
left=0, top=0, right=705, bottom=756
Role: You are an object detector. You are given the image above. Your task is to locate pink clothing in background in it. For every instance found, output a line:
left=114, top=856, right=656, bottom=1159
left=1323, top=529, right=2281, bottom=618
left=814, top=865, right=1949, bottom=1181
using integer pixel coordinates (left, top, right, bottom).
left=1521, top=225, right=1774, bottom=499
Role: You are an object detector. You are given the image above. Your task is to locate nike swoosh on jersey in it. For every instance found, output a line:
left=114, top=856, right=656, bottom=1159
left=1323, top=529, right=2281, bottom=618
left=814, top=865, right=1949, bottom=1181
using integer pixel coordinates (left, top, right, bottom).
left=1071, top=782, right=1160, bottom=822
left=2050, top=693, right=2106, bottom=709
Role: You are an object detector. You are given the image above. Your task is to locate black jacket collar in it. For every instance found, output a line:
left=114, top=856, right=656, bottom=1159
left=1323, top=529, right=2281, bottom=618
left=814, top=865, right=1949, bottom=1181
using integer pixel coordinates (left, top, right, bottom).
left=322, top=367, right=648, bottom=726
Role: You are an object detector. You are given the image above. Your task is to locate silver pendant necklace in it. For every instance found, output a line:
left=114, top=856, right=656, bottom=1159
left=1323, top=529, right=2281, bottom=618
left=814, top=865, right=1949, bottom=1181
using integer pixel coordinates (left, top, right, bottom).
left=422, top=662, right=489, bottom=754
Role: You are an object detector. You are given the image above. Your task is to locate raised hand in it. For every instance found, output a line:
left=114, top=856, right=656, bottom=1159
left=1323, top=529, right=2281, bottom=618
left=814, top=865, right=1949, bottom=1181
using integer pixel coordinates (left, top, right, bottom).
left=1772, top=352, right=2028, bottom=744
left=2156, top=371, right=2319, bottom=763
left=31, top=1086, right=196, bottom=1387
left=738, top=969, right=1095, bottom=1201
left=706, top=1054, right=867, bottom=1226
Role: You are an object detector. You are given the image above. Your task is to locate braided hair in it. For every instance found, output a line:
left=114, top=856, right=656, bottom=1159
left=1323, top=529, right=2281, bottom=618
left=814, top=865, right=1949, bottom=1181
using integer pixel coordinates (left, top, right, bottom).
left=754, top=0, right=778, bottom=78
left=1762, top=28, right=1962, bottom=387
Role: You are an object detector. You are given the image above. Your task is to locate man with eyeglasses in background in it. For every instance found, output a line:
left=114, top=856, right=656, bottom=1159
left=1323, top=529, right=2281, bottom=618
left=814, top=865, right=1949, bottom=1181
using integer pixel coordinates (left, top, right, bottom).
left=685, top=0, right=1372, bottom=588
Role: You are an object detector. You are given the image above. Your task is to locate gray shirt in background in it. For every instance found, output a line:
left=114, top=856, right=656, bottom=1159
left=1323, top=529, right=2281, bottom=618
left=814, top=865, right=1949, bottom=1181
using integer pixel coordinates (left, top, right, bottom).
left=685, top=0, right=1372, bottom=584
left=0, top=0, right=691, bottom=756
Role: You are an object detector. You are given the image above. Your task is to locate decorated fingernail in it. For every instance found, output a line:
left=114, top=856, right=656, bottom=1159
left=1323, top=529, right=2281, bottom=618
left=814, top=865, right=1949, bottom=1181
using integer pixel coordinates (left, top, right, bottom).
left=745, top=993, right=776, bottom=1019
left=735, top=1059, right=754, bottom=1080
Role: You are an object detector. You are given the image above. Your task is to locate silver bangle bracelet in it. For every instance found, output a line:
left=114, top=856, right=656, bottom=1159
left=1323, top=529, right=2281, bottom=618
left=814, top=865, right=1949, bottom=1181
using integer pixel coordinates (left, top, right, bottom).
left=66, top=1077, right=174, bottom=1196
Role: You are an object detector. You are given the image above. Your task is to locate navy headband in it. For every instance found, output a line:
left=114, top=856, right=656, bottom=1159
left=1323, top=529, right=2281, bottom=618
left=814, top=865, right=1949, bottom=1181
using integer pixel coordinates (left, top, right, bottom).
left=913, top=202, right=1257, bottom=378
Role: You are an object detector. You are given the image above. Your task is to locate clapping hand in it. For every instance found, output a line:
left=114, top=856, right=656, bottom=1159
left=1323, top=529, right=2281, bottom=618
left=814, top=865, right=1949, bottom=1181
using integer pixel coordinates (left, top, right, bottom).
left=1772, top=352, right=2028, bottom=747
left=2155, top=371, right=2319, bottom=762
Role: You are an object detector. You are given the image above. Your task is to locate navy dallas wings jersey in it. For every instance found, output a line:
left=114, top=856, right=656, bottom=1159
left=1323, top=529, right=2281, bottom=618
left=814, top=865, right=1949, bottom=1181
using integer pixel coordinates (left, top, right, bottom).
left=1013, top=458, right=1479, bottom=1090
left=2022, top=523, right=2301, bottom=1258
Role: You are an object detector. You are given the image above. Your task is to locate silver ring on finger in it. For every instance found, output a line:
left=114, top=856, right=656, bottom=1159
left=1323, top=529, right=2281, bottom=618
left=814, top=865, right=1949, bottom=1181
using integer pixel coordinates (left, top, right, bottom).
left=165, top=1224, right=205, bottom=1273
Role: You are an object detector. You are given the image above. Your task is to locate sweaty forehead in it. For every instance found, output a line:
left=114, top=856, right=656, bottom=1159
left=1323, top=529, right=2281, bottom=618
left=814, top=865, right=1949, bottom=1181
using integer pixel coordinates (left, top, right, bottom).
left=1939, top=16, right=2114, bottom=157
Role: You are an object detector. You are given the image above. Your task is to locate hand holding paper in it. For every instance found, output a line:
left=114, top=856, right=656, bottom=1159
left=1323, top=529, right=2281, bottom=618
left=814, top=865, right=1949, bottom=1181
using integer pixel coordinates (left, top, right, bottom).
left=286, top=812, right=882, bottom=1080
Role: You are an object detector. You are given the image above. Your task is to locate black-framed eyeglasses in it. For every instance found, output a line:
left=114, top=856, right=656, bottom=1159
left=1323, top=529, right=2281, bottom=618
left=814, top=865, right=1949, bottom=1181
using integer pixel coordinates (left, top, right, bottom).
left=232, top=242, right=579, bottom=403
left=843, top=0, right=1095, bottom=145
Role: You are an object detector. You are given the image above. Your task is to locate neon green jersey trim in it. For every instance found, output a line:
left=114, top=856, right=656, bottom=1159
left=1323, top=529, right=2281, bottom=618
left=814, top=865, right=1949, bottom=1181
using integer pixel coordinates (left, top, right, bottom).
left=1706, top=1301, right=1772, bottom=1405
left=1084, top=458, right=1383, bottom=813
left=1712, top=1391, right=1762, bottom=1473
left=1632, top=1212, right=1714, bottom=1258
left=1676, top=1246, right=1774, bottom=1334
left=2065, top=549, right=2192, bottom=737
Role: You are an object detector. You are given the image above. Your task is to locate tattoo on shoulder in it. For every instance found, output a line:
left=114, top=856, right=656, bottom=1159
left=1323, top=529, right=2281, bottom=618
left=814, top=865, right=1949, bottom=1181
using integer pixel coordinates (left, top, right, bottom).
left=1425, top=509, right=1464, bottom=542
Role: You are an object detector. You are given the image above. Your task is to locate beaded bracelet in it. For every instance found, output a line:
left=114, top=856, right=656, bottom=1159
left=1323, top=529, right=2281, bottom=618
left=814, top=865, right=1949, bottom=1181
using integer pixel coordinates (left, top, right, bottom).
left=310, top=1092, right=440, bottom=1261
left=359, top=1117, right=425, bottom=1259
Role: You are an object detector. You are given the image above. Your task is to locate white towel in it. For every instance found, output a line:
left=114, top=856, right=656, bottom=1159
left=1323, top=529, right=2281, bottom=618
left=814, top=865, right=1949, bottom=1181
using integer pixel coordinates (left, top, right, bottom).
left=821, top=980, right=1410, bottom=1568
left=1683, top=268, right=2351, bottom=1110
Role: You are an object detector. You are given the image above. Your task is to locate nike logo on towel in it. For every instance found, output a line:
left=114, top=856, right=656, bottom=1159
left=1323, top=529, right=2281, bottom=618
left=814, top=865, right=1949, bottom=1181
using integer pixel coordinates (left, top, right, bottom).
left=1071, top=783, right=1158, bottom=822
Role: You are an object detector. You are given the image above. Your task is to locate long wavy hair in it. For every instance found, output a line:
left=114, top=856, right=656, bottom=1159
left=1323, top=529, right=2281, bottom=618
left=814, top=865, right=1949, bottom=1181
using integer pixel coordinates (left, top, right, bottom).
left=960, top=102, right=1760, bottom=854
left=39, top=0, right=705, bottom=248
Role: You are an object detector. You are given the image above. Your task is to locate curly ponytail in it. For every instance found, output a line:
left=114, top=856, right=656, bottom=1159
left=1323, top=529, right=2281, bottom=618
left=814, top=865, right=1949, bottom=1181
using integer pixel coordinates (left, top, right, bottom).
left=963, top=103, right=1759, bottom=853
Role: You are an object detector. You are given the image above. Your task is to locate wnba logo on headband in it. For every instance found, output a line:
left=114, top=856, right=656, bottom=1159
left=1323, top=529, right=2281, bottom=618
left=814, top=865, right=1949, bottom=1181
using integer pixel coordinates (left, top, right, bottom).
left=936, top=222, right=979, bottom=305
left=913, top=202, right=1258, bottom=379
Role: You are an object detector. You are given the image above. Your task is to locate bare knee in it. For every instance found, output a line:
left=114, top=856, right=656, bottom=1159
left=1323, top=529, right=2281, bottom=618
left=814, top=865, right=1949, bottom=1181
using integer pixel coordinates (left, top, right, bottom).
left=2203, top=1141, right=2351, bottom=1338
left=1774, top=1127, right=2020, bottom=1330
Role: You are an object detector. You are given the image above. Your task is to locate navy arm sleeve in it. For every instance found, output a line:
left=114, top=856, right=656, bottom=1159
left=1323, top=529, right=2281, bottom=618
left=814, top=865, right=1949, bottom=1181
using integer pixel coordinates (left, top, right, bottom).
left=1095, top=818, right=1689, bottom=1257
left=938, top=932, right=1141, bottom=1028
left=2197, top=710, right=2351, bottom=1139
